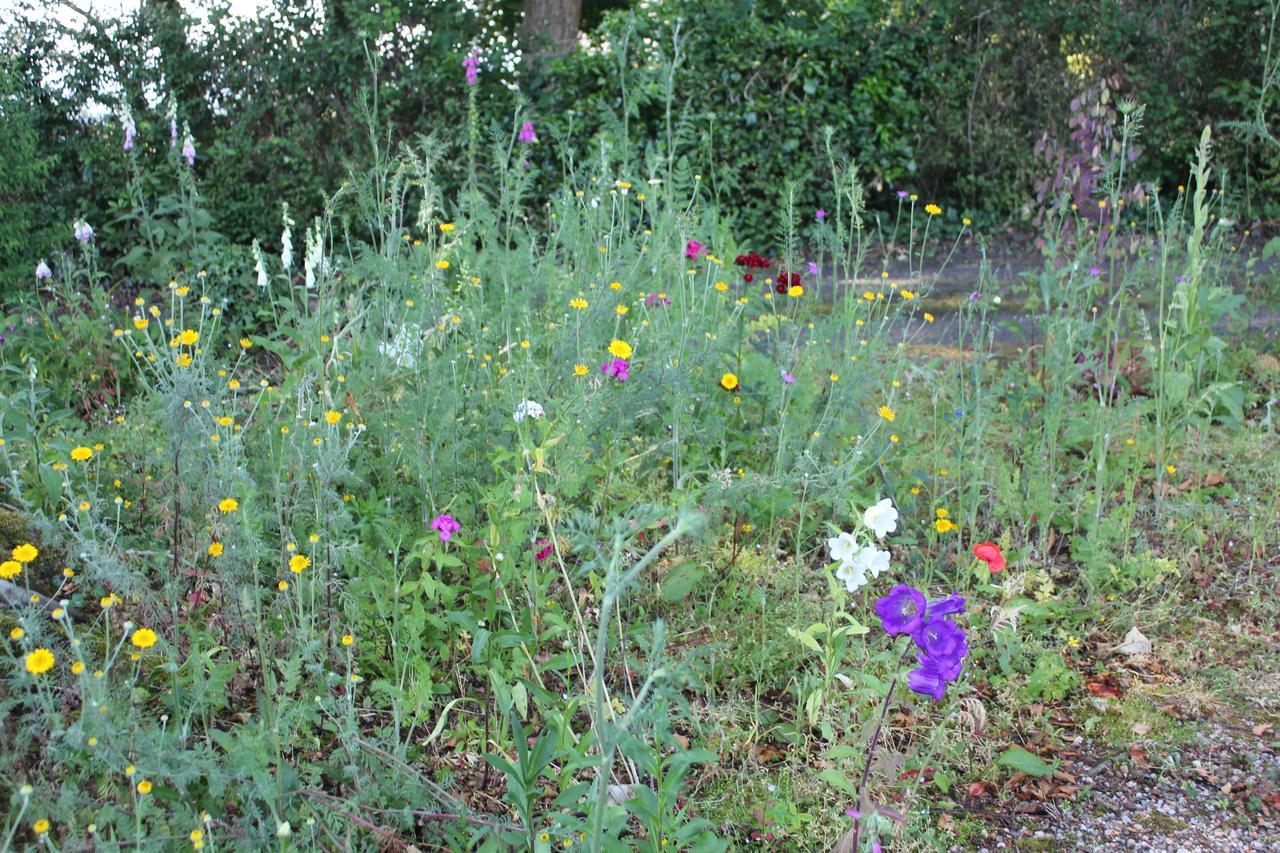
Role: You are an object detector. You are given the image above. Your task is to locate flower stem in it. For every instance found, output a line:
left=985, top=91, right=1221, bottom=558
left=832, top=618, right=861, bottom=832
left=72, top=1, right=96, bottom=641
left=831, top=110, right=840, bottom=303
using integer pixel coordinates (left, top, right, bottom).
left=853, top=673, right=898, bottom=849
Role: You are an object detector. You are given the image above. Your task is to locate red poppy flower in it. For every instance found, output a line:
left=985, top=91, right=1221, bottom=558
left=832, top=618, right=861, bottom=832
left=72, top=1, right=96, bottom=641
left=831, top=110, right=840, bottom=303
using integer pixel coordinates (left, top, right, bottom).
left=972, top=541, right=1005, bottom=572
left=743, top=273, right=754, bottom=283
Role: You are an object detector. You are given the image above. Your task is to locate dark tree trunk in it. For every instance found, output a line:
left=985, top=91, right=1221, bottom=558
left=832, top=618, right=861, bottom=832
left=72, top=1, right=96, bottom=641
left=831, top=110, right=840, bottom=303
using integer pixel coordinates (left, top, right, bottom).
left=522, top=0, right=582, bottom=59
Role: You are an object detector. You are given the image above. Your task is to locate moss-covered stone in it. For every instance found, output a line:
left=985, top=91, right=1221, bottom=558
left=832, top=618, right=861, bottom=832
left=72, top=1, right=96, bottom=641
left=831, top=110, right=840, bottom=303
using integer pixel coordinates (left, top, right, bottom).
left=1140, top=813, right=1189, bottom=834
left=0, top=508, right=67, bottom=596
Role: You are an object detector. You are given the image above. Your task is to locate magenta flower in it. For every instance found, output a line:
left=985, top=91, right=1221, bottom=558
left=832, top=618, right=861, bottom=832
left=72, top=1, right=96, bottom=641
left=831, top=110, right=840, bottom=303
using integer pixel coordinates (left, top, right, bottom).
left=601, top=357, right=630, bottom=382
left=896, top=190, right=910, bottom=199
left=462, top=49, right=480, bottom=86
left=534, top=540, right=553, bottom=561
left=644, top=292, right=671, bottom=308
left=35, top=261, right=51, bottom=279
left=816, top=209, right=826, bottom=221
left=781, top=370, right=795, bottom=385
left=123, top=119, right=136, bottom=152
left=431, top=514, right=461, bottom=543
left=1088, top=266, right=1101, bottom=277
left=518, top=121, right=537, bottom=144
left=806, top=261, right=819, bottom=277
left=684, top=239, right=703, bottom=260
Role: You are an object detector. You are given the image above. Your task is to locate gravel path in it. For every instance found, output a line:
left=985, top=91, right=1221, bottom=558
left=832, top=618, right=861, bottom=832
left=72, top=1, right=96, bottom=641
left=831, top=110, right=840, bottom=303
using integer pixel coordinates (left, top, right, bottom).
left=977, top=720, right=1280, bottom=851
left=822, top=240, right=1280, bottom=348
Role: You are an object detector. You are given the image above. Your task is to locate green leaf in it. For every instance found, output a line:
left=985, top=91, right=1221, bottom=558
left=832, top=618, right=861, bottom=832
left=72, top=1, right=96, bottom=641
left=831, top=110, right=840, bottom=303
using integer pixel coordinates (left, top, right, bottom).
left=659, top=562, right=704, bottom=602
left=1165, top=371, right=1193, bottom=403
left=510, top=681, right=528, bottom=720
left=1262, top=236, right=1280, bottom=261
left=997, top=746, right=1054, bottom=778
left=824, top=744, right=862, bottom=761
left=786, top=625, right=823, bottom=654
left=433, top=552, right=463, bottom=570
left=817, top=768, right=857, bottom=797
left=832, top=619, right=870, bottom=638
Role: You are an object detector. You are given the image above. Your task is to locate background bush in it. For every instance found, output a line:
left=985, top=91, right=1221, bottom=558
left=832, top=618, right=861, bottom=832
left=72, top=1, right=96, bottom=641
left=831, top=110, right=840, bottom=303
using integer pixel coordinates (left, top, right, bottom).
left=1, top=0, right=1276, bottom=300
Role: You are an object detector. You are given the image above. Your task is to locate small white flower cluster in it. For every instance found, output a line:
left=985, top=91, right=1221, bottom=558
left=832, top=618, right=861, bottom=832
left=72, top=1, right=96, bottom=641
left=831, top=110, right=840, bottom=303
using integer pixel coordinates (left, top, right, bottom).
left=377, top=323, right=424, bottom=369
left=827, top=498, right=898, bottom=593
left=252, top=239, right=268, bottom=288
left=513, top=400, right=544, bottom=423
left=303, top=218, right=327, bottom=290
left=280, top=202, right=295, bottom=271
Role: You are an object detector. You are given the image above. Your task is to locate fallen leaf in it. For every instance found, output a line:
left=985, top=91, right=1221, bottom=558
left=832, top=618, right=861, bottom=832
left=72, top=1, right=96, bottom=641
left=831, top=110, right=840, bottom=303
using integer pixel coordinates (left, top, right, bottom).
left=937, top=813, right=955, bottom=833
left=874, top=805, right=906, bottom=823
left=1131, top=722, right=1151, bottom=736
left=1086, top=675, right=1125, bottom=699
left=607, top=784, right=641, bottom=806
left=1196, top=767, right=1220, bottom=785
left=900, top=767, right=935, bottom=782
left=1113, top=627, right=1152, bottom=656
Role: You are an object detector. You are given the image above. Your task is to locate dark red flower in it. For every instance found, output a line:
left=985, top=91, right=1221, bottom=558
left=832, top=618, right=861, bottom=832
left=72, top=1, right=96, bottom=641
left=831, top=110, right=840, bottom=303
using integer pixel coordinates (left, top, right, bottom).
left=733, top=252, right=771, bottom=269
left=743, top=273, right=753, bottom=283
left=534, top=540, right=554, bottom=562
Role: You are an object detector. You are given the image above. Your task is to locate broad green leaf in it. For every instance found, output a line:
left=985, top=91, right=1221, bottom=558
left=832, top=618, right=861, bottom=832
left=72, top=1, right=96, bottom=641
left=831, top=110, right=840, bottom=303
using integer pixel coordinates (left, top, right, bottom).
left=817, top=768, right=857, bottom=797
left=786, top=625, right=823, bottom=654
left=659, top=562, right=705, bottom=601
left=997, top=746, right=1054, bottom=778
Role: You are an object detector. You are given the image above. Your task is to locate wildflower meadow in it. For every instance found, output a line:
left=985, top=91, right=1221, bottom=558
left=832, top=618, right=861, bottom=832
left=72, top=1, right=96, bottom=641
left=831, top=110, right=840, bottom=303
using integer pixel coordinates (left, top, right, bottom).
left=2, top=1, right=1280, bottom=850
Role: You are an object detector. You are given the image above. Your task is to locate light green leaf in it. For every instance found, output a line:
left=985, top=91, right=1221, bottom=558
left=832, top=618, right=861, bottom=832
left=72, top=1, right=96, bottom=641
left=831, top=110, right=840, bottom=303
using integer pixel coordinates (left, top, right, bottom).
left=659, top=562, right=705, bottom=602
left=997, top=746, right=1054, bottom=778
left=786, top=626, right=823, bottom=654
left=825, top=744, right=862, bottom=761
left=817, top=768, right=857, bottom=797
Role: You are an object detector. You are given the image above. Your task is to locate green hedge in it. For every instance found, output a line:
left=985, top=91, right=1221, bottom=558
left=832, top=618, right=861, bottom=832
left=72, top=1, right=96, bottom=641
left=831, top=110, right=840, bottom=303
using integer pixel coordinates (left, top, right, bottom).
left=1, top=0, right=1275, bottom=299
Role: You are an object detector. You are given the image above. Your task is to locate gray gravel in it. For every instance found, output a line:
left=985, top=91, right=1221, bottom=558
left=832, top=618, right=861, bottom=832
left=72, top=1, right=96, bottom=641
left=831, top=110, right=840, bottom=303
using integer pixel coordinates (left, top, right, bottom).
left=976, top=721, right=1280, bottom=851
